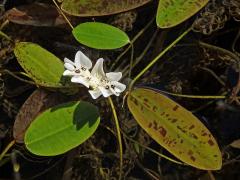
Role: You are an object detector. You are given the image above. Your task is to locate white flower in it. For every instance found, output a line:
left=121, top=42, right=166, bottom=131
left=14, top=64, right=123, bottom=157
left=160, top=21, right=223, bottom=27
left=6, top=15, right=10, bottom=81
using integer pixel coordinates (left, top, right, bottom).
left=63, top=51, right=92, bottom=87
left=88, top=58, right=126, bottom=99
left=63, top=51, right=126, bottom=99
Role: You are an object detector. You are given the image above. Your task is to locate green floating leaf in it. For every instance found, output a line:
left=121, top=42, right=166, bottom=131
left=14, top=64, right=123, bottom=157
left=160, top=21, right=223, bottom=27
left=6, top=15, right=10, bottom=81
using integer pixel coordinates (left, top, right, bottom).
left=72, top=22, right=130, bottom=50
left=156, top=0, right=209, bottom=28
left=61, top=0, right=151, bottom=16
left=14, top=89, right=67, bottom=143
left=127, top=87, right=222, bottom=170
left=14, top=42, right=65, bottom=87
left=24, top=101, right=100, bottom=156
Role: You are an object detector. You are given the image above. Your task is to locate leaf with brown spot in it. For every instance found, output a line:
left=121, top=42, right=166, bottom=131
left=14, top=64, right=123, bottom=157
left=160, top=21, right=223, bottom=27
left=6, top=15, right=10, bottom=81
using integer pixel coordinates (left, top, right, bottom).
left=14, top=42, right=67, bottom=87
left=156, top=0, right=209, bottom=28
left=13, top=89, right=68, bottom=143
left=127, top=87, right=222, bottom=170
left=61, top=0, right=151, bottom=17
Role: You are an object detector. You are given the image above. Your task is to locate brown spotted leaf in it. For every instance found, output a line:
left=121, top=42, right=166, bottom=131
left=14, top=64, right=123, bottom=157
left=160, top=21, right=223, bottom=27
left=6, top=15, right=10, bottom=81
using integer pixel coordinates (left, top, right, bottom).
left=61, top=0, right=151, bottom=16
left=14, top=42, right=66, bottom=88
left=127, top=87, right=222, bottom=170
left=156, top=0, right=209, bottom=28
left=13, top=89, right=68, bottom=143
left=5, top=3, right=66, bottom=27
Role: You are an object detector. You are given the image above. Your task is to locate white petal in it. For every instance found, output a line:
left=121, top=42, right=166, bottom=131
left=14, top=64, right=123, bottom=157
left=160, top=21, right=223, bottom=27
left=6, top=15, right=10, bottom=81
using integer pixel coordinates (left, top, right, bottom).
left=111, top=81, right=126, bottom=93
left=79, top=51, right=92, bottom=69
left=64, top=63, right=75, bottom=71
left=74, top=51, right=81, bottom=69
left=106, top=72, right=122, bottom=81
left=71, top=76, right=90, bottom=88
left=81, top=69, right=91, bottom=78
left=109, top=88, right=120, bottom=96
left=64, top=58, right=74, bottom=65
left=91, top=58, right=105, bottom=77
left=63, top=70, right=77, bottom=76
left=88, top=89, right=102, bottom=99
left=75, top=51, right=92, bottom=69
left=98, top=86, right=113, bottom=97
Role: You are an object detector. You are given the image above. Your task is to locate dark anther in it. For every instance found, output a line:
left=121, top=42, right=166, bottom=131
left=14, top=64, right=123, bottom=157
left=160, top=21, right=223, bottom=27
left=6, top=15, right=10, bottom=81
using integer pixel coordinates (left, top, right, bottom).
left=81, top=67, right=86, bottom=71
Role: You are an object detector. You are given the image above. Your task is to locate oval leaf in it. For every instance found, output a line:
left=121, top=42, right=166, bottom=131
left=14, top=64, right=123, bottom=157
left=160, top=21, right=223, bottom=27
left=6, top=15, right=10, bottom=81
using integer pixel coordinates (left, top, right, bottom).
left=6, top=3, right=66, bottom=27
left=72, top=22, right=130, bottom=50
left=61, top=0, right=151, bottom=17
left=156, top=0, right=209, bottom=28
left=14, top=89, right=68, bottom=143
left=127, top=87, right=222, bottom=170
left=24, top=101, right=100, bottom=156
left=14, top=42, right=65, bottom=87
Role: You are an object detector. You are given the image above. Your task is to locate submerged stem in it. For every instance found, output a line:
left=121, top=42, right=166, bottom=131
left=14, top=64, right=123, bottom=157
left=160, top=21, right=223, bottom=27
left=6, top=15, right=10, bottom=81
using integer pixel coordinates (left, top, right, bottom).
left=129, top=27, right=192, bottom=90
left=1, top=69, right=35, bottom=85
left=128, top=43, right=134, bottom=79
left=0, top=140, right=15, bottom=162
left=110, top=17, right=155, bottom=71
left=0, top=31, right=13, bottom=42
left=122, top=29, right=159, bottom=77
left=108, top=97, right=123, bottom=180
left=52, top=0, right=74, bottom=30
left=154, top=89, right=229, bottom=99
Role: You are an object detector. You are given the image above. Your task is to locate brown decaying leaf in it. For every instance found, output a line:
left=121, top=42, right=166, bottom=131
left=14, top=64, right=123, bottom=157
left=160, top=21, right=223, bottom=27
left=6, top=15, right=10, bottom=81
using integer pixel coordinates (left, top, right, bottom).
left=230, top=139, right=240, bottom=149
left=5, top=3, right=66, bottom=27
left=13, top=89, right=68, bottom=143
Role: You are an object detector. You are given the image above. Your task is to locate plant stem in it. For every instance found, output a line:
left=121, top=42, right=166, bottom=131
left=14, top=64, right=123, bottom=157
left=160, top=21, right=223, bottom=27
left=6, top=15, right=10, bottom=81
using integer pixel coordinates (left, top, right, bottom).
left=0, top=31, right=13, bottom=42
left=0, top=140, right=15, bottom=161
left=128, top=43, right=134, bottom=79
left=129, top=27, right=192, bottom=90
left=108, top=97, right=123, bottom=180
left=122, top=29, right=158, bottom=77
left=208, top=171, right=216, bottom=180
left=1, top=69, right=35, bottom=85
left=0, top=20, right=10, bottom=30
left=200, top=41, right=240, bottom=61
left=155, top=89, right=229, bottom=99
left=52, top=0, right=74, bottom=30
left=110, top=17, right=155, bottom=71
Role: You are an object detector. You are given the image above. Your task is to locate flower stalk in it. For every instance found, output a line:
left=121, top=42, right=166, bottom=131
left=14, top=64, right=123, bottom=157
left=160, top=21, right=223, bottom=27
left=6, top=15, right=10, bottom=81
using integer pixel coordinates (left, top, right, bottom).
left=108, top=97, right=123, bottom=180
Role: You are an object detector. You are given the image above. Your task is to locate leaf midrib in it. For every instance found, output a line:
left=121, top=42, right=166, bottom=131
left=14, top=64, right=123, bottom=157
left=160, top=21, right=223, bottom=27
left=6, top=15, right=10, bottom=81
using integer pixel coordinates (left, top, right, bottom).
left=74, top=31, right=129, bottom=44
left=26, top=122, right=75, bottom=145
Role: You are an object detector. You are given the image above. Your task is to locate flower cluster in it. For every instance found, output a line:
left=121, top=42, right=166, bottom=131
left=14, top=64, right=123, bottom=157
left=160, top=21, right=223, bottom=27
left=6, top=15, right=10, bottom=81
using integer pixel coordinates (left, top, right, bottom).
left=63, top=51, right=126, bottom=99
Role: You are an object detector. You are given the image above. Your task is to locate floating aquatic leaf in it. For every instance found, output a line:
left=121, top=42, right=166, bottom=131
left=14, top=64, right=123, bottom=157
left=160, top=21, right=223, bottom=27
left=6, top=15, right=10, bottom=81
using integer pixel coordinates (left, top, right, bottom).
left=127, top=87, right=222, bottom=170
left=14, top=89, right=67, bottom=143
left=14, top=42, right=65, bottom=87
left=61, top=0, right=151, bottom=16
left=72, top=22, right=130, bottom=49
left=6, top=3, right=66, bottom=27
left=24, top=101, right=100, bottom=156
left=156, top=0, right=209, bottom=28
